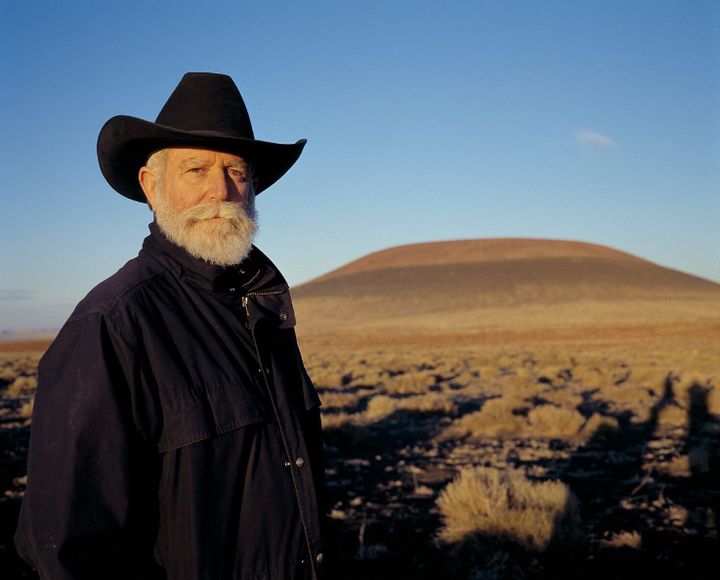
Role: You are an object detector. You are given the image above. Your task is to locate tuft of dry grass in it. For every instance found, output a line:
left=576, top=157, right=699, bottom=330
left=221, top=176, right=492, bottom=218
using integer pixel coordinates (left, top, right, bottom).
left=598, top=530, right=642, bottom=549
left=7, top=375, right=37, bottom=397
left=364, top=393, right=457, bottom=423
left=384, top=370, right=437, bottom=394
left=363, top=395, right=400, bottom=422
left=320, top=411, right=360, bottom=430
left=441, top=399, right=591, bottom=441
left=527, top=405, right=586, bottom=438
left=18, top=398, right=34, bottom=418
left=322, top=391, right=457, bottom=430
left=538, top=387, right=584, bottom=408
left=439, top=397, right=529, bottom=440
left=651, top=454, right=692, bottom=478
left=0, top=366, right=17, bottom=383
left=437, top=466, right=580, bottom=551
left=318, top=390, right=365, bottom=410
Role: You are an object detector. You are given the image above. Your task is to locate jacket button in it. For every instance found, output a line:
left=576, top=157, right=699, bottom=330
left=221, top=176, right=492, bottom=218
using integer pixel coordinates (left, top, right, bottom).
left=284, top=460, right=291, bottom=469
left=315, top=552, right=324, bottom=564
left=228, top=287, right=236, bottom=293
left=279, top=313, right=288, bottom=321
left=295, top=457, right=305, bottom=468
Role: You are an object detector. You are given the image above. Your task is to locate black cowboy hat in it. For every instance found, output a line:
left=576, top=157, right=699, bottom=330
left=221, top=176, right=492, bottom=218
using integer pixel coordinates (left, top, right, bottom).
left=97, top=72, right=306, bottom=202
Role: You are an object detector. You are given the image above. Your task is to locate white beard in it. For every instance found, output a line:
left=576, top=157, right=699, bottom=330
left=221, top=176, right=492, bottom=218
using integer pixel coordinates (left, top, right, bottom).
left=153, top=196, right=258, bottom=266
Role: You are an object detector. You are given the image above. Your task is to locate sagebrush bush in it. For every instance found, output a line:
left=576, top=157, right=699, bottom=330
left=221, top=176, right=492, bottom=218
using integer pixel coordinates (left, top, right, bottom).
left=437, top=466, right=581, bottom=551
left=598, top=530, right=642, bottom=549
left=307, top=368, right=345, bottom=388
left=439, top=397, right=527, bottom=440
left=603, top=384, right=657, bottom=423
left=527, top=405, right=586, bottom=438
left=8, top=375, right=38, bottom=397
left=320, top=411, right=359, bottom=430
left=318, top=390, right=364, bottom=410
left=19, top=398, right=34, bottom=418
left=384, top=370, right=437, bottom=394
left=0, top=367, right=17, bottom=383
left=364, top=393, right=456, bottom=422
left=538, top=388, right=584, bottom=408
left=363, top=395, right=399, bottom=422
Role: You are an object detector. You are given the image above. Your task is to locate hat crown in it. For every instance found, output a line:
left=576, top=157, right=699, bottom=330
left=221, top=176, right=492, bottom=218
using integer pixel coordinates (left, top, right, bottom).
left=155, top=72, right=255, bottom=139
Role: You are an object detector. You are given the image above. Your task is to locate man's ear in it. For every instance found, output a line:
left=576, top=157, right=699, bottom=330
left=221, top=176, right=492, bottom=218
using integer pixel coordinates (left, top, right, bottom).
left=138, top=166, right=158, bottom=208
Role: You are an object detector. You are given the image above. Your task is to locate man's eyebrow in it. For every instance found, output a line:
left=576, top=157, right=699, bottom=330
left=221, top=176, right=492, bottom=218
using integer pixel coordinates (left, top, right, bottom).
left=226, top=160, right=249, bottom=169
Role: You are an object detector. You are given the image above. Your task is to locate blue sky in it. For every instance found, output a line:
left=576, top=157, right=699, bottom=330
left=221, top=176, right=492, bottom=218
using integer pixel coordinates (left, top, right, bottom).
left=1, top=0, right=718, bottom=330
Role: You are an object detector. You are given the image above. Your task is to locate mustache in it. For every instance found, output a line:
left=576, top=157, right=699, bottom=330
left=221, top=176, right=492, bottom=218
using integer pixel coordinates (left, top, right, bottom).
left=182, top=201, right=256, bottom=223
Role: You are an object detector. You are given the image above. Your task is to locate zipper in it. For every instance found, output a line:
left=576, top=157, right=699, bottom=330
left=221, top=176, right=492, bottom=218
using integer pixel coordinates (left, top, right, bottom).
left=241, top=295, right=250, bottom=327
left=246, top=303, right=319, bottom=577
left=242, top=287, right=288, bottom=327
left=246, top=287, right=288, bottom=297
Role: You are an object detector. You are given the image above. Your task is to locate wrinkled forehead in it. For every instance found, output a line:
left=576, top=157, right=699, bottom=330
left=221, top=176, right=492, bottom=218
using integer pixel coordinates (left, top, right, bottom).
left=165, top=147, right=250, bottom=169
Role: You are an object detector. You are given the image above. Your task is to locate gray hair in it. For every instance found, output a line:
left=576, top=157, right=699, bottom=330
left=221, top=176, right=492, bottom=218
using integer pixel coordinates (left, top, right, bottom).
left=145, top=149, right=168, bottom=180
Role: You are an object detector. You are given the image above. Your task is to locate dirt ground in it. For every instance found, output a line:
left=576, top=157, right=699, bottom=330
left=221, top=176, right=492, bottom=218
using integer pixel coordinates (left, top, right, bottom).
left=1, top=330, right=719, bottom=579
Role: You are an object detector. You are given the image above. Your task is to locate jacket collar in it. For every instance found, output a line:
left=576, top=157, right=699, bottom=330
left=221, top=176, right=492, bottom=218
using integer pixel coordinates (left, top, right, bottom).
left=140, top=221, right=287, bottom=295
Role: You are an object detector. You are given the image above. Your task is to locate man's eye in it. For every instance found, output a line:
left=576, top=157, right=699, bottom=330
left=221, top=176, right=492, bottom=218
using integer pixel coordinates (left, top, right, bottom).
left=187, top=167, right=204, bottom=174
left=229, top=170, right=248, bottom=181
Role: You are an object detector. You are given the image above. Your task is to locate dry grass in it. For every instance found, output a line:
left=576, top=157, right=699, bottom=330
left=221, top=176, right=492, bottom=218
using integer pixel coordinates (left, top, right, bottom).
left=527, top=405, right=586, bottom=438
left=3, top=332, right=719, bottom=576
left=18, top=398, right=34, bottom=418
left=7, top=375, right=38, bottom=397
left=0, top=352, right=40, bottom=397
left=318, top=390, right=364, bottom=410
left=310, top=341, right=719, bottom=450
left=384, top=370, right=438, bottom=394
left=441, top=401, right=594, bottom=442
left=367, top=392, right=456, bottom=420
left=437, top=466, right=580, bottom=550
left=0, top=352, right=41, bottom=425
left=598, top=530, right=642, bottom=549
left=439, top=398, right=529, bottom=439
left=320, top=411, right=361, bottom=430
left=322, top=392, right=458, bottom=428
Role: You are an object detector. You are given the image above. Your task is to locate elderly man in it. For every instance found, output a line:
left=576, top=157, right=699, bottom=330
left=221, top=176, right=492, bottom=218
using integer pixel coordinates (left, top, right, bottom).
left=15, top=73, right=326, bottom=580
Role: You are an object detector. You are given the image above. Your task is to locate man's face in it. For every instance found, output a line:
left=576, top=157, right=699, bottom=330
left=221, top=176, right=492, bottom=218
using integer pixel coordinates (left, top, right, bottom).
left=140, top=148, right=259, bottom=266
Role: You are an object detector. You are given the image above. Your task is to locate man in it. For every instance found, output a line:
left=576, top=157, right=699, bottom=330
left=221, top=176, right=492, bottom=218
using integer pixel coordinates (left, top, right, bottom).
left=15, top=72, right=326, bottom=580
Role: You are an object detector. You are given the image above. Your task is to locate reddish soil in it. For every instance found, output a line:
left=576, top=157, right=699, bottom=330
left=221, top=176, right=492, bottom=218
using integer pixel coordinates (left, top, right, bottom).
left=0, top=342, right=52, bottom=354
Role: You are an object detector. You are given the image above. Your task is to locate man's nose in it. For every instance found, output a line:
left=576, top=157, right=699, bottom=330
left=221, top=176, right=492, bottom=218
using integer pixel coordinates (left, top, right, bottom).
left=208, top=171, right=243, bottom=203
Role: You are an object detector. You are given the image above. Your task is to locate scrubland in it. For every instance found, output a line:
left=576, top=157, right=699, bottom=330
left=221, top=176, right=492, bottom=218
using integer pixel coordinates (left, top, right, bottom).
left=0, top=350, right=38, bottom=578
left=0, top=337, right=718, bottom=578
left=303, top=336, right=720, bottom=579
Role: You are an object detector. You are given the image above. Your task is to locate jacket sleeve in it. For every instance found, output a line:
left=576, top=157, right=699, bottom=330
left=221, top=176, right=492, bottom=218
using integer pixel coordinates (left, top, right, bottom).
left=14, top=313, right=163, bottom=580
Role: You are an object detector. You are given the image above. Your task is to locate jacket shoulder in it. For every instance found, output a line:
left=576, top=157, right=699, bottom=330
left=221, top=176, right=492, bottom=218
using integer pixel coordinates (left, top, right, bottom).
left=68, top=255, right=164, bottom=323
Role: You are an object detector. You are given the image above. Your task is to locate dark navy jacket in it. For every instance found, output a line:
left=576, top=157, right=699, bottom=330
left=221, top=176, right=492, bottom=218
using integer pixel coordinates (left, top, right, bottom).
left=15, top=223, right=325, bottom=580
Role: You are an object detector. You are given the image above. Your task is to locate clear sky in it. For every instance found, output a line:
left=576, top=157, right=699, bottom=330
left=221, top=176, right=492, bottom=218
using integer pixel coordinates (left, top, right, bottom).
left=1, top=0, right=718, bottom=331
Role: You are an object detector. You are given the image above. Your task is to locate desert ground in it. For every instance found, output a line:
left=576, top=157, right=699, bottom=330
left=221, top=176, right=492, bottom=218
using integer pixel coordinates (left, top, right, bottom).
left=1, top=239, right=719, bottom=579
left=2, top=335, right=718, bottom=579
left=304, top=336, right=720, bottom=579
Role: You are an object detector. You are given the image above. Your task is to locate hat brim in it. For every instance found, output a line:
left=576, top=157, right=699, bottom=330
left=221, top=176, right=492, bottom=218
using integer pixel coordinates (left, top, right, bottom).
left=97, top=115, right=306, bottom=202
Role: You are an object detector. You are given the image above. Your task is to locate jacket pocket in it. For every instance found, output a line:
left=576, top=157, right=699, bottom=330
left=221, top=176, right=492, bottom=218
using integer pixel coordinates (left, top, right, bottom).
left=157, top=380, right=267, bottom=453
